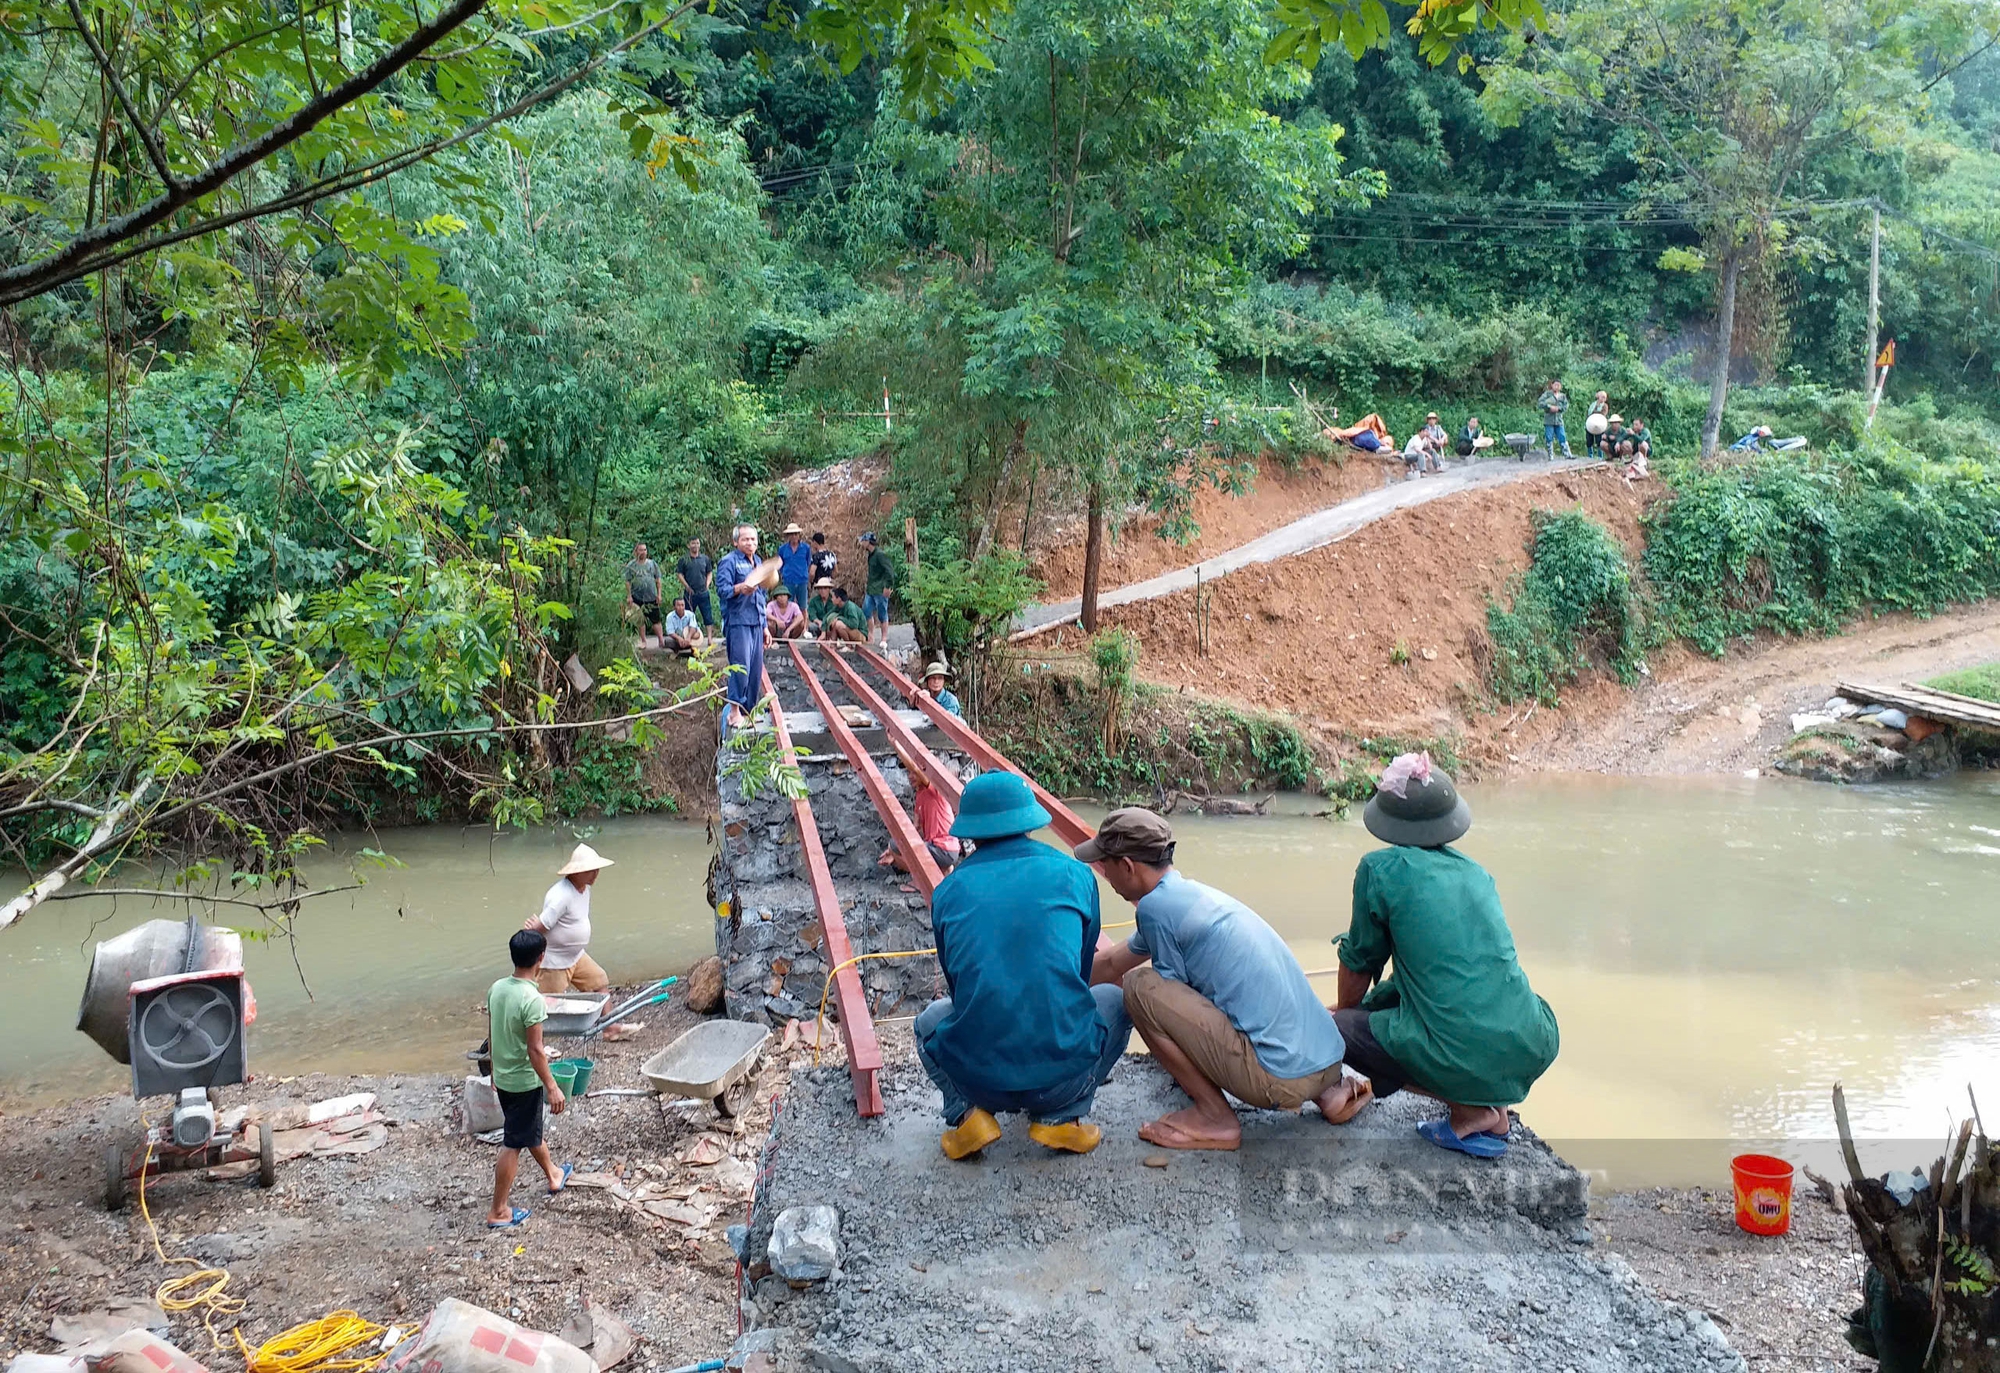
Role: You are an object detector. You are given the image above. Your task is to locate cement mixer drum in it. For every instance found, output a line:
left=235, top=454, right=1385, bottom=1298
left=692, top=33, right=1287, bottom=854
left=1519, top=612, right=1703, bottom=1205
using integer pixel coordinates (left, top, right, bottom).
left=77, top=918, right=244, bottom=1063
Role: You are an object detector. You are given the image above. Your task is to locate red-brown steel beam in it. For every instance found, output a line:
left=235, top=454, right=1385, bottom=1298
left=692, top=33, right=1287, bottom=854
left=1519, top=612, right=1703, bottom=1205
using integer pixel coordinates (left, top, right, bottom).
left=815, top=645, right=963, bottom=806
left=785, top=643, right=946, bottom=900
left=851, top=644, right=1094, bottom=850
left=761, top=668, right=883, bottom=1117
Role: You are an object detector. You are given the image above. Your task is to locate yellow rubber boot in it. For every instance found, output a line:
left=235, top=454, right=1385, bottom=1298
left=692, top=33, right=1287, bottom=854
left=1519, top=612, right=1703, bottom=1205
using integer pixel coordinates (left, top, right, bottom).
left=1027, top=1119, right=1102, bottom=1154
left=940, top=1108, right=1002, bottom=1160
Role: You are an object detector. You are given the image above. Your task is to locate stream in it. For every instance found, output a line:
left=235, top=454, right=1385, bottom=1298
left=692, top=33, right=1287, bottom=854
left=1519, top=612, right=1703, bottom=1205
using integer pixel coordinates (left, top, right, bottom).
left=5, top=773, right=1996, bottom=1188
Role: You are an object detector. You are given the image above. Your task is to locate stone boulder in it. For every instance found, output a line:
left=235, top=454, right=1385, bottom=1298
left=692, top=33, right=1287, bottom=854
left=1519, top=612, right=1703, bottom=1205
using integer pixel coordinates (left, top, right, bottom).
left=684, top=956, right=725, bottom=1014
left=768, top=1205, right=841, bottom=1283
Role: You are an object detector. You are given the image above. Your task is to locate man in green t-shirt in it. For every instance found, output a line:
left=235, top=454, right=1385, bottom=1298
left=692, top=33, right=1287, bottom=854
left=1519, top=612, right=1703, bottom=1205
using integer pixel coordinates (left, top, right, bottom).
left=817, top=585, right=867, bottom=642
left=624, top=542, right=664, bottom=648
left=859, top=531, right=895, bottom=645
left=486, top=929, right=571, bottom=1227
left=1322, top=753, right=1559, bottom=1160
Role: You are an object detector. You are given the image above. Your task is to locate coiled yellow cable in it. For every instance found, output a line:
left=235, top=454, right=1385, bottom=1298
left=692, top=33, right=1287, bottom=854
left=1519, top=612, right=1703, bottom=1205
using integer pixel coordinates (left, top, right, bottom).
left=136, top=1116, right=389, bottom=1373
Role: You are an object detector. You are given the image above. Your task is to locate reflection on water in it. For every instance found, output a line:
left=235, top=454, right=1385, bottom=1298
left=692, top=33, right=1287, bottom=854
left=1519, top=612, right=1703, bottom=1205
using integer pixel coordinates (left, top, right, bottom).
left=5, top=771, right=1996, bottom=1189
left=1131, top=771, right=2000, bottom=1185
left=0, top=816, right=714, bottom=1107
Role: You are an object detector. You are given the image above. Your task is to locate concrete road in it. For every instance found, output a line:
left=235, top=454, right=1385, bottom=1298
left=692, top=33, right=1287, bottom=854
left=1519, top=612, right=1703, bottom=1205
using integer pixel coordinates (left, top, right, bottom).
left=1014, top=455, right=1592, bottom=638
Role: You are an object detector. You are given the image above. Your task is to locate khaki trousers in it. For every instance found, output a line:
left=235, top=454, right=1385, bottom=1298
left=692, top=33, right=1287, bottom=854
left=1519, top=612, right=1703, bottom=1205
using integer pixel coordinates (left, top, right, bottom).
left=536, top=951, right=608, bottom=995
left=1124, top=965, right=1342, bottom=1110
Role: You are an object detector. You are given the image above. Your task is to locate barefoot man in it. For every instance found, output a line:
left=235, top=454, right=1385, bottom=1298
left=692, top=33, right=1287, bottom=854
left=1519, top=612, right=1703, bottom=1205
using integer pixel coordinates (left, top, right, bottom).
left=1328, top=752, right=1560, bottom=1158
left=1082, top=808, right=1355, bottom=1151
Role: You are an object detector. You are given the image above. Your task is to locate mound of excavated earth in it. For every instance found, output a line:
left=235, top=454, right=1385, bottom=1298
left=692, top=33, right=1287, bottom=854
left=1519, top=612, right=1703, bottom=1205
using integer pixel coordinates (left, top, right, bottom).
left=737, top=1057, right=1745, bottom=1372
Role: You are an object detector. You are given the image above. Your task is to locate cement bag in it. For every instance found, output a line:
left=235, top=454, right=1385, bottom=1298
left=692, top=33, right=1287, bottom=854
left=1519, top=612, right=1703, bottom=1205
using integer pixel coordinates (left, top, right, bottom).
left=9, top=1356, right=89, bottom=1373
left=93, top=1332, right=208, bottom=1373
left=464, top=1077, right=504, bottom=1136
left=388, top=1300, right=592, bottom=1373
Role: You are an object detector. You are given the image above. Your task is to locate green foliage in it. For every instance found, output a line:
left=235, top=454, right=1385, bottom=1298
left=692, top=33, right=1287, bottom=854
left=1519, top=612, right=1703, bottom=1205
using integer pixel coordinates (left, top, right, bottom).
left=906, top=551, right=1044, bottom=659
left=1486, top=508, right=1644, bottom=704
left=550, top=734, right=679, bottom=818
left=1926, top=663, right=2000, bottom=704
left=1643, top=444, right=2000, bottom=656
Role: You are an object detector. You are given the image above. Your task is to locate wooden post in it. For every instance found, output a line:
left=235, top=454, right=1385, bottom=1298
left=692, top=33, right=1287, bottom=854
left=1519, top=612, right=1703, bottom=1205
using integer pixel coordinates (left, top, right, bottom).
left=1864, top=204, right=1881, bottom=395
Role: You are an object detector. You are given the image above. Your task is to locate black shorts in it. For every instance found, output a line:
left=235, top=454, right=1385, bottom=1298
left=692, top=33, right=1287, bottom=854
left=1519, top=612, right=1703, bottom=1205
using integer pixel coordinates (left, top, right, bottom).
left=633, top=599, right=662, bottom=626
left=495, top=1085, right=545, bottom=1149
left=1333, top=1007, right=1413, bottom=1098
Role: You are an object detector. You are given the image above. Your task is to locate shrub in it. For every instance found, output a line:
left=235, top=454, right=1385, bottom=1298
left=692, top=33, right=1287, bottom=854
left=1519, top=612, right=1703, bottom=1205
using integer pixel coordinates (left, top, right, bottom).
left=1486, top=508, right=1645, bottom=704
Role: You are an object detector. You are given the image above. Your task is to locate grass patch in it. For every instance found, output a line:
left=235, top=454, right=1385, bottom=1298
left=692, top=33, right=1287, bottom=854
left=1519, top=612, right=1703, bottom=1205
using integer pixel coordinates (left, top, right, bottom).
left=1927, top=663, right=2000, bottom=703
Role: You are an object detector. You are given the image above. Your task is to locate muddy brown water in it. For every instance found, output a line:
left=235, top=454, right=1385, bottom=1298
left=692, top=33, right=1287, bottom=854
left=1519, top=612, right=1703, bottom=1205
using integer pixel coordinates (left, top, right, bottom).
left=5, top=774, right=1996, bottom=1187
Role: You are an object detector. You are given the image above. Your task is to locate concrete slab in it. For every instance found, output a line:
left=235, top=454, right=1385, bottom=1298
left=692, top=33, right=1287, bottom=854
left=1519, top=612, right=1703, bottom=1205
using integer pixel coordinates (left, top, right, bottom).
left=741, top=1058, right=1745, bottom=1372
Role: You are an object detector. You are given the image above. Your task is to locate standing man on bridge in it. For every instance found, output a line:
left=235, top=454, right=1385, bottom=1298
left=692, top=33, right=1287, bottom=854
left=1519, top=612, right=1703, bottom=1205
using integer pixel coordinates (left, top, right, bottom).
left=777, top=523, right=813, bottom=608
left=715, top=523, right=772, bottom=728
left=860, top=532, right=895, bottom=645
left=914, top=772, right=1131, bottom=1160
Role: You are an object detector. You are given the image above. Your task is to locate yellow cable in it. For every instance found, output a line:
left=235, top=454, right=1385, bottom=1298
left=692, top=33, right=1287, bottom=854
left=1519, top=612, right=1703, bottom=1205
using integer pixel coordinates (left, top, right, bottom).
left=135, top=1114, right=388, bottom=1373
left=813, top=950, right=936, bottom=1065
left=809, top=924, right=1135, bottom=1064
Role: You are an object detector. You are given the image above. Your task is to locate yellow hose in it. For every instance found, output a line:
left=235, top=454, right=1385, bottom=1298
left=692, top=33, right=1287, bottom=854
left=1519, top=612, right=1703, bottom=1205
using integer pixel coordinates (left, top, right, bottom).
left=136, top=1116, right=389, bottom=1373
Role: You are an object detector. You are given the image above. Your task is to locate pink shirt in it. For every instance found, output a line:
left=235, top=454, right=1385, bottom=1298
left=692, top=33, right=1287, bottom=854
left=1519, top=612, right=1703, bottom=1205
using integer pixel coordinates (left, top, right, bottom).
left=766, top=600, right=803, bottom=632
left=914, top=786, right=960, bottom=854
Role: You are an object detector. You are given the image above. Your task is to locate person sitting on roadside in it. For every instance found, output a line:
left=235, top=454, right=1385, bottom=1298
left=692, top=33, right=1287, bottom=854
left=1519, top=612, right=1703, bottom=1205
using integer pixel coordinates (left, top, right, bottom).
left=1327, top=413, right=1392, bottom=453
left=1420, top=412, right=1449, bottom=465
left=879, top=747, right=962, bottom=877
left=1599, top=414, right=1627, bottom=460
left=765, top=586, right=806, bottom=643
left=914, top=772, right=1132, bottom=1160
left=524, top=844, right=615, bottom=994
left=1401, top=430, right=1430, bottom=481
left=1082, top=809, right=1356, bottom=1152
left=1456, top=415, right=1492, bottom=458
left=1624, top=417, right=1653, bottom=460
left=819, top=585, right=868, bottom=642
left=921, top=661, right=962, bottom=717
left=661, top=597, right=703, bottom=653
left=484, top=928, right=571, bottom=1229
left=1321, top=753, right=1559, bottom=1159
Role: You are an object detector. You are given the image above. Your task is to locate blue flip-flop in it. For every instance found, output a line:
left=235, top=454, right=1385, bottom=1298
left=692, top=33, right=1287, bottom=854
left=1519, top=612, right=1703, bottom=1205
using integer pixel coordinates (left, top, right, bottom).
left=488, top=1207, right=531, bottom=1228
left=548, top=1163, right=573, bottom=1195
left=1417, top=1119, right=1507, bottom=1159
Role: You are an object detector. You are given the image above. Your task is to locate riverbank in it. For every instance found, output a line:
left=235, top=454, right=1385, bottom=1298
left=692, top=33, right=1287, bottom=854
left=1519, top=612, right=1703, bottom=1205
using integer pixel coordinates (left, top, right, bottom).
left=0, top=1012, right=1869, bottom=1373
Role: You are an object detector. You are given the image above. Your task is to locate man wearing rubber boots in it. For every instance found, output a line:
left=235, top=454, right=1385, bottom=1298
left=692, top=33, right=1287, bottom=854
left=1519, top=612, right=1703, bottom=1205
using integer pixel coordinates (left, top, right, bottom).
left=1323, top=752, right=1560, bottom=1158
left=914, top=772, right=1131, bottom=1160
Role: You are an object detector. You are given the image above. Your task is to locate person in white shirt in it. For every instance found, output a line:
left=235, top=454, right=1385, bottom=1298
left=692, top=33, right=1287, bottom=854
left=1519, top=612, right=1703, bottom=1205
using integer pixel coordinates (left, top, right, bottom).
left=524, top=844, right=614, bottom=994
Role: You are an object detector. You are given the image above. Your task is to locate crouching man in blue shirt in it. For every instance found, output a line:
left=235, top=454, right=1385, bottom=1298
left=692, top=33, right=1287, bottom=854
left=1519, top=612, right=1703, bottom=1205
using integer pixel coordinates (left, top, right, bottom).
left=1083, top=807, right=1355, bottom=1151
left=914, top=772, right=1132, bottom=1160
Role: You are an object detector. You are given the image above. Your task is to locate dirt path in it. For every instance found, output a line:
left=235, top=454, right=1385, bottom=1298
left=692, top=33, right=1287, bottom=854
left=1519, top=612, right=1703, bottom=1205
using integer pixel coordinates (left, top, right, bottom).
left=1524, top=602, right=2000, bottom=776
left=1014, top=456, right=1589, bottom=636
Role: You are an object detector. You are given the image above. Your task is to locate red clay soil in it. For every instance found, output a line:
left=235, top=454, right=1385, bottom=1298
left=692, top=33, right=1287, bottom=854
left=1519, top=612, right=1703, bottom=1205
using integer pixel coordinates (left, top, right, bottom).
left=1025, top=466, right=1657, bottom=770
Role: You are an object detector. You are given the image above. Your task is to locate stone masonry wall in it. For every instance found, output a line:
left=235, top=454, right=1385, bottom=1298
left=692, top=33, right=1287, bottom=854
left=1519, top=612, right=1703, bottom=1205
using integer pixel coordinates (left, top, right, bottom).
left=712, top=748, right=966, bottom=1027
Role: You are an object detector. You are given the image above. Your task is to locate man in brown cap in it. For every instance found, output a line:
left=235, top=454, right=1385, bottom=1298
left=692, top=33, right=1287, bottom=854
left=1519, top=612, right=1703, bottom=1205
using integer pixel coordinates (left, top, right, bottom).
left=1080, top=808, right=1358, bottom=1150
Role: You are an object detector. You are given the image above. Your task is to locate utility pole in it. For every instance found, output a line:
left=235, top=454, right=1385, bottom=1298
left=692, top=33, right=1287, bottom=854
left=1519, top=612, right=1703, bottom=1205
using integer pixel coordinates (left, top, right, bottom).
left=1864, top=203, right=1881, bottom=394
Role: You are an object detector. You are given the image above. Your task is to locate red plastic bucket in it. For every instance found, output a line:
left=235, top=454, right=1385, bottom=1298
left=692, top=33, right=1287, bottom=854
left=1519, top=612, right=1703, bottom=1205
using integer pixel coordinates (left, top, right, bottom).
left=1731, top=1153, right=1795, bottom=1236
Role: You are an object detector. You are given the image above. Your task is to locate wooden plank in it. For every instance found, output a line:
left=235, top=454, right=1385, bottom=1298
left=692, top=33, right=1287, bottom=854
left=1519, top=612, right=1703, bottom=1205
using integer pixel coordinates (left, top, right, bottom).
left=1836, top=680, right=2000, bottom=730
left=761, top=670, right=882, bottom=1117
left=814, top=644, right=964, bottom=804
left=786, top=644, right=945, bottom=900
left=851, top=644, right=1095, bottom=850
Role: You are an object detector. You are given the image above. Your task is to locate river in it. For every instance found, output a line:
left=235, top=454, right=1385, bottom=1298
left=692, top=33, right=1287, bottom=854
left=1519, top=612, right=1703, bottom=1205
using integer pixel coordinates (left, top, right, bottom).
left=5, top=774, right=1997, bottom=1187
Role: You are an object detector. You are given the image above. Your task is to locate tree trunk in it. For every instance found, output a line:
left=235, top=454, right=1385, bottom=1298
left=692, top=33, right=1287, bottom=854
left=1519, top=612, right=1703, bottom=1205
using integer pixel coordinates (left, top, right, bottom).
left=972, top=420, right=1027, bottom=561
left=1702, top=251, right=1741, bottom=459
left=1080, top=479, right=1104, bottom=633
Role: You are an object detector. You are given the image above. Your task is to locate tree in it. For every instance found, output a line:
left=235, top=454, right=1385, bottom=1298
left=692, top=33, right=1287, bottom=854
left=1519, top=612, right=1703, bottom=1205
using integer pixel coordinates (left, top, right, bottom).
left=798, top=0, right=1375, bottom=624
left=1482, top=0, right=1967, bottom=454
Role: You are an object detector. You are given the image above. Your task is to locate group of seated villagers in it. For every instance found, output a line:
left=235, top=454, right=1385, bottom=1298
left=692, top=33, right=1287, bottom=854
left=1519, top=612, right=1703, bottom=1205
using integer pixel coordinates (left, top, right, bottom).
left=912, top=755, right=1559, bottom=1161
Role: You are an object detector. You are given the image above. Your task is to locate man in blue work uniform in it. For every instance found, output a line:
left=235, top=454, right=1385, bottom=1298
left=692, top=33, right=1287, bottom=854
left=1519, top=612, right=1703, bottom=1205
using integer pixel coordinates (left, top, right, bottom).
left=776, top=522, right=812, bottom=608
left=714, top=523, right=770, bottom=728
left=914, top=772, right=1131, bottom=1160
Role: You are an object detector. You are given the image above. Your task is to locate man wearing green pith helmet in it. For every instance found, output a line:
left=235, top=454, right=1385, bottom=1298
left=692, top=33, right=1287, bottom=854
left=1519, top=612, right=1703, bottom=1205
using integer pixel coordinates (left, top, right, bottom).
left=912, top=771, right=1132, bottom=1161
left=1324, top=752, right=1560, bottom=1160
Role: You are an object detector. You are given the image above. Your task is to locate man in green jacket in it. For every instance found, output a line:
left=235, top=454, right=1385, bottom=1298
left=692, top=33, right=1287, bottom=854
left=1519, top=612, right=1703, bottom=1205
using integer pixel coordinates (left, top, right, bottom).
left=1322, top=753, right=1559, bottom=1159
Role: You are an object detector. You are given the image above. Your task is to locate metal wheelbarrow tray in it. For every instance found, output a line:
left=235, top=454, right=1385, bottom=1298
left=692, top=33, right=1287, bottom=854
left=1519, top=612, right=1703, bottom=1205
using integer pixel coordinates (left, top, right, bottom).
left=542, top=992, right=610, bottom=1037
left=642, top=1019, right=771, bottom=1117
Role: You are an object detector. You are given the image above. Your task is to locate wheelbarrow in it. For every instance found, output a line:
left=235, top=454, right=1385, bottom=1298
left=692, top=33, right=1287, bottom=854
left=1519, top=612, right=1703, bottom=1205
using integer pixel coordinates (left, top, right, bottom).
left=642, top=1020, right=771, bottom=1118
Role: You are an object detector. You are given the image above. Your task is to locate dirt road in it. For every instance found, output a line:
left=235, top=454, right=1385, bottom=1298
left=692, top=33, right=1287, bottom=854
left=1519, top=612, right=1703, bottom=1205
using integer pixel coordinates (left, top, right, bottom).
left=1524, top=602, right=2000, bottom=776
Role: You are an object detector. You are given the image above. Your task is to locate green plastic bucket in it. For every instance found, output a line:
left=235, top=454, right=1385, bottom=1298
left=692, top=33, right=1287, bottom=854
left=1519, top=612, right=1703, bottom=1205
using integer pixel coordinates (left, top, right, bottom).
left=553, top=1057, right=594, bottom=1095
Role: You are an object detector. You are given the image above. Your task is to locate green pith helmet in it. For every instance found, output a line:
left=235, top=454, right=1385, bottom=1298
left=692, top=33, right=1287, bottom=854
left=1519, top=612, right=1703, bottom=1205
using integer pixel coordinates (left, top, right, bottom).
left=948, top=771, right=1052, bottom=841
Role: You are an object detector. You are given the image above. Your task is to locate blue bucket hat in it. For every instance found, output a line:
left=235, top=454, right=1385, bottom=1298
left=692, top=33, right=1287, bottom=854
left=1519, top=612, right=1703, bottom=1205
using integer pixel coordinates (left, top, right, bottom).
left=949, top=771, right=1051, bottom=841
